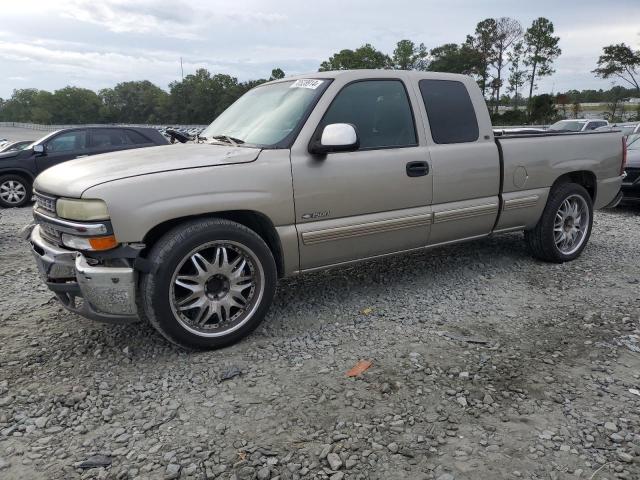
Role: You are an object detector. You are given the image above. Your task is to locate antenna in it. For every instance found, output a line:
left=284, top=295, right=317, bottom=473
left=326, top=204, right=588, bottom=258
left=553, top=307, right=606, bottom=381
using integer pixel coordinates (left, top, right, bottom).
left=180, top=57, right=184, bottom=80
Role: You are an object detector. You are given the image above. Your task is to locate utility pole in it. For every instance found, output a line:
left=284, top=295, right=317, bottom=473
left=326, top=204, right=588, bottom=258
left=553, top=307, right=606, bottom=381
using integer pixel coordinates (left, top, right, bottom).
left=180, top=57, right=184, bottom=80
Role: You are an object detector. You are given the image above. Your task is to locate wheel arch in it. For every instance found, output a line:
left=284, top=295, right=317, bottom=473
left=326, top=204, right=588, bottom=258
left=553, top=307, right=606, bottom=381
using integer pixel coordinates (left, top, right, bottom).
left=0, top=169, right=35, bottom=182
left=142, top=210, right=286, bottom=277
left=551, top=170, right=597, bottom=202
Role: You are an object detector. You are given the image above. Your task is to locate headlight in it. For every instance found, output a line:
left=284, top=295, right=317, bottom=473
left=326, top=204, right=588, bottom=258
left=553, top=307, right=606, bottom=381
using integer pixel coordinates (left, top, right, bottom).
left=56, top=198, right=110, bottom=221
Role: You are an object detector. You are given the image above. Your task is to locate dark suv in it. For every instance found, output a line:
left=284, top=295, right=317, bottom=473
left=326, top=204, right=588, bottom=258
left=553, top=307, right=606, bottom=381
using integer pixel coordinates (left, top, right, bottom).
left=0, top=126, right=168, bottom=208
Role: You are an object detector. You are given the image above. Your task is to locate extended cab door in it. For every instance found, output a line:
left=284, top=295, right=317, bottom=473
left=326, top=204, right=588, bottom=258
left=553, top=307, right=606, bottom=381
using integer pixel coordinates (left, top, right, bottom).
left=35, top=129, right=89, bottom=173
left=290, top=76, right=433, bottom=271
left=416, top=78, right=500, bottom=245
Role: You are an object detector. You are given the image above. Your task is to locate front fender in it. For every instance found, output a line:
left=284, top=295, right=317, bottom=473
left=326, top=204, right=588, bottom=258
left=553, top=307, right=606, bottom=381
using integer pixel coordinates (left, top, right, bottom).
left=82, top=150, right=295, bottom=243
left=0, top=166, right=35, bottom=180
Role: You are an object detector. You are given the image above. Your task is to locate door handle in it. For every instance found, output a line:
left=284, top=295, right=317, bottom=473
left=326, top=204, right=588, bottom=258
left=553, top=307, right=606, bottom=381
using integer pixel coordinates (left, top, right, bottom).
left=406, top=161, right=429, bottom=177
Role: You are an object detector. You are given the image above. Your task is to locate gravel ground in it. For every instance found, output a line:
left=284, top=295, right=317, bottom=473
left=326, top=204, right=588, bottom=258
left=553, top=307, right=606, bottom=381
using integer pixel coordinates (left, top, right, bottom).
left=0, top=205, right=639, bottom=480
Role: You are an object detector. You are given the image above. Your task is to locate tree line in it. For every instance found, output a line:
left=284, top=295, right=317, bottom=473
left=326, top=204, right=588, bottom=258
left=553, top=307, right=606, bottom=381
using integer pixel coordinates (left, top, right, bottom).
left=0, top=68, right=285, bottom=125
left=319, top=17, right=562, bottom=118
left=0, top=16, right=638, bottom=126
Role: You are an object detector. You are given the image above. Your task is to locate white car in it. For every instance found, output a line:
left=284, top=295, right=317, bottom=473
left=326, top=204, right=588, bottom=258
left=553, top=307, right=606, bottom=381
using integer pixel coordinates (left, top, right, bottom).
left=548, top=119, right=609, bottom=132
left=595, top=123, right=640, bottom=136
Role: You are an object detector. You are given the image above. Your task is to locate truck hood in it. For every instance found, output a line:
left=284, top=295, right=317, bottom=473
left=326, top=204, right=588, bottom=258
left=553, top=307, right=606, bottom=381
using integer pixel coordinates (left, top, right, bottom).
left=34, top=143, right=261, bottom=198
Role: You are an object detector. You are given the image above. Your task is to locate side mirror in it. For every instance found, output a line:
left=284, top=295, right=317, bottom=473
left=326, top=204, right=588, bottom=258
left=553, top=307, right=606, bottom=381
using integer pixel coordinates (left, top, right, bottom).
left=309, top=123, right=359, bottom=155
left=33, top=144, right=45, bottom=155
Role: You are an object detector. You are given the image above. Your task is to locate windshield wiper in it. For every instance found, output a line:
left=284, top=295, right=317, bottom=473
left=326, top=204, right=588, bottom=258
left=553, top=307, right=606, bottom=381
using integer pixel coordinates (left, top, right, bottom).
left=204, top=135, right=245, bottom=146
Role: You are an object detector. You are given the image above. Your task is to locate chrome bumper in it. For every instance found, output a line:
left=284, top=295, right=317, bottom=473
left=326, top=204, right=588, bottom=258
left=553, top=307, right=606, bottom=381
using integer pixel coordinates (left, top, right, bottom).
left=28, top=225, right=138, bottom=324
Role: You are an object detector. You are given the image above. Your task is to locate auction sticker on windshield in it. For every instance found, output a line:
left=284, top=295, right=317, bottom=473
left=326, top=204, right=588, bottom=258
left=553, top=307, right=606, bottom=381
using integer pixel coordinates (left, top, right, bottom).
left=290, top=79, right=324, bottom=89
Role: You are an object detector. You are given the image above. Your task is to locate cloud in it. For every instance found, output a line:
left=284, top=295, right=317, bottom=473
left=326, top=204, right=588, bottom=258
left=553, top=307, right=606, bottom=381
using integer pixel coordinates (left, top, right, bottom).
left=0, top=0, right=638, bottom=98
left=0, top=38, right=316, bottom=97
left=59, top=0, right=199, bottom=38
left=59, top=0, right=286, bottom=39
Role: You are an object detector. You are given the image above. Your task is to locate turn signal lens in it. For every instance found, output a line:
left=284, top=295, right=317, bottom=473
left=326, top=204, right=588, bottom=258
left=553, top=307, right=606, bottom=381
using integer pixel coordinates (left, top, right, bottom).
left=88, top=235, right=118, bottom=251
left=61, top=234, right=118, bottom=251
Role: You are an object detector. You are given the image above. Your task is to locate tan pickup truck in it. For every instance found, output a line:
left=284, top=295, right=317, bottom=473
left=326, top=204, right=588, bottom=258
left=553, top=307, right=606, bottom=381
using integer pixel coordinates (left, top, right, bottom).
left=26, top=70, right=625, bottom=349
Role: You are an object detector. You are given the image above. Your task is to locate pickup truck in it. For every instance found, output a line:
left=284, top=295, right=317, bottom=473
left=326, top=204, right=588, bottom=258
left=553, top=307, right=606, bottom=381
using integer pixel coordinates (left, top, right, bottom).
left=26, top=70, right=625, bottom=349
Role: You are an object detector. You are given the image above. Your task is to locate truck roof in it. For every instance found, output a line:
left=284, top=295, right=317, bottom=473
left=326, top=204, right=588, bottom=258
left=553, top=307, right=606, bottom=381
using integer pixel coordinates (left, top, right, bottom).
left=265, top=69, right=473, bottom=85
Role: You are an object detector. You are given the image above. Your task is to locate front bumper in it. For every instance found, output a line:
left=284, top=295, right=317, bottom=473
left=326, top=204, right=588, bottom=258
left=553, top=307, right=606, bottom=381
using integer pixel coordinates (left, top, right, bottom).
left=28, top=225, right=139, bottom=324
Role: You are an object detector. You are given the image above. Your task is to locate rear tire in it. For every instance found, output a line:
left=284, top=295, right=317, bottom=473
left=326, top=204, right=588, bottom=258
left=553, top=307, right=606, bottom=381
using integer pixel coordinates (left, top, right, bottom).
left=525, top=182, right=593, bottom=263
left=140, top=218, right=277, bottom=350
left=0, top=174, right=32, bottom=208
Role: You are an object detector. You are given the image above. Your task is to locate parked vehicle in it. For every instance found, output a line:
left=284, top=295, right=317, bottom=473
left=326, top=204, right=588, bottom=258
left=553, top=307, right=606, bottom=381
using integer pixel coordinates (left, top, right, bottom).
left=25, top=70, right=625, bottom=349
left=621, top=133, right=640, bottom=202
left=595, top=123, right=640, bottom=136
left=0, top=140, right=34, bottom=153
left=494, top=127, right=546, bottom=135
left=0, top=127, right=168, bottom=208
left=548, top=119, right=609, bottom=132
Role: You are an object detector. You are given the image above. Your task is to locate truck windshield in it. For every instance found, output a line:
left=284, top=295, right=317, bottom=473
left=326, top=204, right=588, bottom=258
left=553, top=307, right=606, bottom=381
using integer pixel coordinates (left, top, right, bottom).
left=627, top=134, right=640, bottom=150
left=548, top=120, right=586, bottom=132
left=200, top=79, right=328, bottom=148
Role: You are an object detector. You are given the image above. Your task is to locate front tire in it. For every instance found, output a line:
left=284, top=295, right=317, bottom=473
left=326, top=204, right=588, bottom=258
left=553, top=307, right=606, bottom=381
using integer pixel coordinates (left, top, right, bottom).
left=140, top=218, right=277, bottom=349
left=525, top=182, right=593, bottom=263
left=0, top=174, right=32, bottom=208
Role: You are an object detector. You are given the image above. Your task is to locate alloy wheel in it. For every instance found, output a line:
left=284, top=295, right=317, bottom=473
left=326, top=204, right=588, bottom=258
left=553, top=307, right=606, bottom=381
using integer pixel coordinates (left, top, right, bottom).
left=0, top=180, right=27, bottom=205
left=169, top=241, right=265, bottom=337
left=553, top=194, right=589, bottom=255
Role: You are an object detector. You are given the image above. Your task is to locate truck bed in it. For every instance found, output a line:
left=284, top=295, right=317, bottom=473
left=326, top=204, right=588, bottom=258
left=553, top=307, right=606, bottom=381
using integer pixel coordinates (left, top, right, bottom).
left=491, top=130, right=624, bottom=232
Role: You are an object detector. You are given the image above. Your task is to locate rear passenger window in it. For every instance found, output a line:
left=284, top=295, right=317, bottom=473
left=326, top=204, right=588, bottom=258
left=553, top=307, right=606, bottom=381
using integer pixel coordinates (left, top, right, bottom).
left=320, top=80, right=417, bottom=149
left=419, top=80, right=479, bottom=144
left=90, top=129, right=124, bottom=148
left=124, top=130, right=150, bottom=144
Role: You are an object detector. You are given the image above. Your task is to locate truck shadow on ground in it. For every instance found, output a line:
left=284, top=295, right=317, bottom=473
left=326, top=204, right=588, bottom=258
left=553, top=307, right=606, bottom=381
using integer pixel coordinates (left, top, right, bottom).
left=4, top=229, right=535, bottom=371
left=34, top=208, right=633, bottom=357
left=123, top=232, right=531, bottom=351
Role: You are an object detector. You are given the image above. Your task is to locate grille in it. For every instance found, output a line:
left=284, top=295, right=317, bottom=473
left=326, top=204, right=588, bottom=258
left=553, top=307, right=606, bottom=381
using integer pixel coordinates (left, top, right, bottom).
left=624, top=168, right=640, bottom=185
left=40, top=223, right=62, bottom=245
left=34, top=192, right=57, bottom=215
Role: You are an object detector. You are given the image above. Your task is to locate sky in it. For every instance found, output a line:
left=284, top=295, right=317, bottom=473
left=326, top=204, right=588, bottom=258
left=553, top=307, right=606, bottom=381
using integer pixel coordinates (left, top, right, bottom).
left=0, top=0, right=639, bottom=99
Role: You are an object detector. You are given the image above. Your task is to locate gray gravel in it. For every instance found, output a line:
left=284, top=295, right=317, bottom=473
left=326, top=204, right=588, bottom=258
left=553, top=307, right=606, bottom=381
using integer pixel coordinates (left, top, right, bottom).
left=1, top=205, right=639, bottom=480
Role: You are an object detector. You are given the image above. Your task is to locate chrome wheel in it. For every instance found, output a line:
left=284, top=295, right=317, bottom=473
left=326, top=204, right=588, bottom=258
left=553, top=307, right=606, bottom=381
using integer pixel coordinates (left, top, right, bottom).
left=169, top=241, right=265, bottom=337
left=554, top=194, right=589, bottom=255
left=0, top=180, right=27, bottom=205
